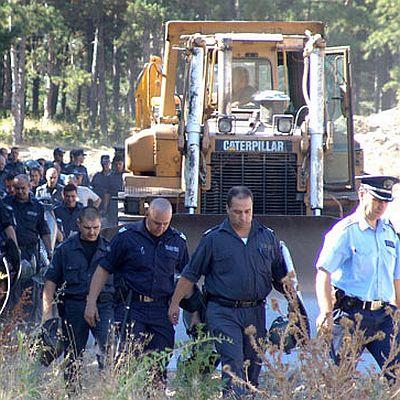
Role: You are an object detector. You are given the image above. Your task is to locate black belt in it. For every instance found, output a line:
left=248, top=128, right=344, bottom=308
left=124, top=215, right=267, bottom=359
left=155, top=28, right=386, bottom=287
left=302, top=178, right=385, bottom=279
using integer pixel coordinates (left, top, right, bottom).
left=207, top=294, right=264, bottom=308
left=62, top=292, right=114, bottom=303
left=341, top=295, right=389, bottom=312
left=131, top=291, right=169, bottom=304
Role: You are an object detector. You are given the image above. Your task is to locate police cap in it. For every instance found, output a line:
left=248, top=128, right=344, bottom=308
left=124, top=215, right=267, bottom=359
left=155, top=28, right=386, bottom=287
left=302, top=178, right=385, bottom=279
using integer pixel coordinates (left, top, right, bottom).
left=100, top=154, right=110, bottom=164
left=74, top=149, right=86, bottom=157
left=73, top=169, right=84, bottom=176
left=53, top=147, right=65, bottom=156
left=357, top=175, right=399, bottom=202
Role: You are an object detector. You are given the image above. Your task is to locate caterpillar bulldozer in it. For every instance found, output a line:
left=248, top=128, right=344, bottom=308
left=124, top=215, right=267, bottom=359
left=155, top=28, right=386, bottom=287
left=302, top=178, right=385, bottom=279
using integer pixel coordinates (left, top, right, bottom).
left=116, top=21, right=363, bottom=291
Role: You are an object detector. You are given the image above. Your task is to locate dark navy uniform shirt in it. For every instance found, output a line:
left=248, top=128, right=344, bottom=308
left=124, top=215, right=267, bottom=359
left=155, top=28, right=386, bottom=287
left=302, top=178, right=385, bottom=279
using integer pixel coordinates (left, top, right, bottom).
left=45, top=233, right=113, bottom=297
left=182, top=218, right=286, bottom=301
left=0, top=199, right=14, bottom=242
left=4, top=194, right=50, bottom=250
left=5, top=161, right=25, bottom=175
left=100, top=220, right=189, bottom=299
left=91, top=171, right=110, bottom=199
left=54, top=202, right=84, bottom=238
left=108, top=171, right=123, bottom=196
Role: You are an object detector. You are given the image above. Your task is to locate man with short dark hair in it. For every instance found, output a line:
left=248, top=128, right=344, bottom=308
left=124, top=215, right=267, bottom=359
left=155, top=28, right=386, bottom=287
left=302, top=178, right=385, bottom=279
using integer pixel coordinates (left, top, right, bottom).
left=54, top=184, right=84, bottom=239
left=5, top=147, right=25, bottom=175
left=65, top=149, right=89, bottom=186
left=36, top=167, right=64, bottom=206
left=169, top=186, right=289, bottom=397
left=107, top=154, right=125, bottom=225
left=43, top=206, right=113, bottom=393
left=4, top=174, right=51, bottom=321
left=91, top=155, right=112, bottom=217
left=52, top=147, right=68, bottom=174
left=85, top=198, right=189, bottom=386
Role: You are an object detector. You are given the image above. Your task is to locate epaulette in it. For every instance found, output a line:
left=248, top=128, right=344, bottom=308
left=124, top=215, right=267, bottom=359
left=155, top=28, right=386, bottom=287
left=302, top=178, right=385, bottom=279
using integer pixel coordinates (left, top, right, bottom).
left=171, top=227, right=187, bottom=241
left=4, top=204, right=13, bottom=212
left=337, top=215, right=359, bottom=230
left=118, top=226, right=128, bottom=234
left=384, top=218, right=398, bottom=235
left=203, top=225, right=219, bottom=236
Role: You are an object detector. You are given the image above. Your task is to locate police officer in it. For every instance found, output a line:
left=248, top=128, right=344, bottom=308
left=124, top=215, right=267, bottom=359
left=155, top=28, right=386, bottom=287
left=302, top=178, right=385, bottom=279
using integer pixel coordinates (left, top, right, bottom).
left=91, top=155, right=111, bottom=218
left=65, top=149, right=90, bottom=187
left=169, top=186, right=289, bottom=397
left=36, top=167, right=64, bottom=206
left=106, top=154, right=124, bottom=226
left=5, top=147, right=25, bottom=175
left=0, top=155, right=7, bottom=192
left=4, top=174, right=51, bottom=322
left=84, top=198, right=189, bottom=383
left=43, top=207, right=113, bottom=392
left=316, top=175, right=400, bottom=379
left=52, top=147, right=68, bottom=174
left=53, top=184, right=84, bottom=239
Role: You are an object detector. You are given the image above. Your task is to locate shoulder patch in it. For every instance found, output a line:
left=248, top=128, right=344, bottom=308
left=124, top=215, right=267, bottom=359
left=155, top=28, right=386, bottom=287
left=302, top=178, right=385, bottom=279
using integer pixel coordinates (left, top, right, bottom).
left=384, top=219, right=398, bottom=235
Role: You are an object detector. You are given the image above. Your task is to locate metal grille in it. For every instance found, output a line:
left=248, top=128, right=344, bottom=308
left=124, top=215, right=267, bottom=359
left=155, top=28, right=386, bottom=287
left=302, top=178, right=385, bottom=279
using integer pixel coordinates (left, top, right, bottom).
left=201, top=152, right=305, bottom=215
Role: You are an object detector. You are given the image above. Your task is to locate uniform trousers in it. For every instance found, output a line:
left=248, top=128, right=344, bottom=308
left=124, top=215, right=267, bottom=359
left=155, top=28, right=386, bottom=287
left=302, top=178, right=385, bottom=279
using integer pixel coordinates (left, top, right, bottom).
left=206, top=301, right=266, bottom=398
left=115, top=300, right=174, bottom=353
left=58, top=298, right=113, bottom=386
left=331, top=304, right=400, bottom=380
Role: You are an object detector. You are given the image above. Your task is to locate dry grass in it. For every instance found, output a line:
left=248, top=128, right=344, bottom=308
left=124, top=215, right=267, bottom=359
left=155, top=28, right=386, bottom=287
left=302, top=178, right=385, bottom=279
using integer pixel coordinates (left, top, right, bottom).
left=2, top=284, right=400, bottom=399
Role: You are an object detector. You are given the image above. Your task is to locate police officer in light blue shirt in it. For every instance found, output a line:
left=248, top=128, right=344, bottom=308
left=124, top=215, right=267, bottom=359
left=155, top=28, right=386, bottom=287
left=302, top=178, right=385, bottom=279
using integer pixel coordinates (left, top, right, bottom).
left=316, top=175, right=400, bottom=378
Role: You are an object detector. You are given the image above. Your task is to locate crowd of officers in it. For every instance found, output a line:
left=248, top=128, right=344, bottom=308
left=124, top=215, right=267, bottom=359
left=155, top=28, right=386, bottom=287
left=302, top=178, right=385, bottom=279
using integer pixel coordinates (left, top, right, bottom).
left=1, top=147, right=400, bottom=399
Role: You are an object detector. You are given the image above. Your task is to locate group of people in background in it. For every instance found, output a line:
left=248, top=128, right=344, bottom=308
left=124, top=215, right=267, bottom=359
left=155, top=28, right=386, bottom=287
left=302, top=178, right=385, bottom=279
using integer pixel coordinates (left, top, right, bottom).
left=0, top=146, right=124, bottom=228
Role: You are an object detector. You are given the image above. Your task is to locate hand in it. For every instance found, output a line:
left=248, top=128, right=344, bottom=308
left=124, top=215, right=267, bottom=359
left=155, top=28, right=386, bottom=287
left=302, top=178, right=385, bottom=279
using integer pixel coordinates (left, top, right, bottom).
left=168, top=302, right=180, bottom=325
left=316, top=311, right=333, bottom=337
left=84, top=301, right=100, bottom=327
left=189, top=311, right=202, bottom=331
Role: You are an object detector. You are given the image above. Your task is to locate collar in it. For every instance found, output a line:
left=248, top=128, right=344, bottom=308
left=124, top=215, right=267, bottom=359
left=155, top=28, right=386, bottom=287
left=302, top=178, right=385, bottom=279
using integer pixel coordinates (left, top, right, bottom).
left=133, top=218, right=173, bottom=241
left=69, top=233, right=108, bottom=252
left=219, top=217, right=261, bottom=239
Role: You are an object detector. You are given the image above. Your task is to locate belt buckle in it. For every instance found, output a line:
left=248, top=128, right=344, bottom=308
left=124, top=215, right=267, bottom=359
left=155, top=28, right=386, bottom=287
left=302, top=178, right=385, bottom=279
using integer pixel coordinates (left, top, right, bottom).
left=370, top=300, right=382, bottom=311
left=143, top=295, right=154, bottom=303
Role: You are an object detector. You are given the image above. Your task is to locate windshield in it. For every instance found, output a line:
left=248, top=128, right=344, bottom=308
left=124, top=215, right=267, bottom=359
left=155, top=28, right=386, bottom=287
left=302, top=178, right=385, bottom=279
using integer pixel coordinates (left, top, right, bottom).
left=232, top=58, right=273, bottom=108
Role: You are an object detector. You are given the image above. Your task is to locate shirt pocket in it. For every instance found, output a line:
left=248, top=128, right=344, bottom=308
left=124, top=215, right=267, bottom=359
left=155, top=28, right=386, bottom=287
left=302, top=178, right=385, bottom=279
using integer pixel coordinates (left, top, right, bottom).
left=257, top=247, right=273, bottom=277
left=64, top=264, right=81, bottom=284
left=158, top=248, right=179, bottom=275
left=351, top=246, right=374, bottom=279
left=213, top=250, right=233, bottom=273
left=382, top=244, right=397, bottom=276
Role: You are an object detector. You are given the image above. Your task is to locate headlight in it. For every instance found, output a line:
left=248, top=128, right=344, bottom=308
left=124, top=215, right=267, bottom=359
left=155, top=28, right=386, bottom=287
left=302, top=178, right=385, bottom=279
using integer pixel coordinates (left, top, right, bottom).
left=273, top=115, right=293, bottom=135
left=217, top=115, right=234, bottom=134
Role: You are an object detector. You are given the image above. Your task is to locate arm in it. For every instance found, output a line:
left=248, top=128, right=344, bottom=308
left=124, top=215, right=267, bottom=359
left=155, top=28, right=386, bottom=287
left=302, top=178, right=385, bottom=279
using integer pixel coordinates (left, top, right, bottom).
left=168, top=276, right=195, bottom=325
left=41, top=234, right=53, bottom=258
left=42, top=280, right=57, bottom=322
left=394, top=279, right=400, bottom=308
left=84, top=265, right=110, bottom=327
left=315, top=268, right=333, bottom=333
left=4, top=225, right=18, bottom=247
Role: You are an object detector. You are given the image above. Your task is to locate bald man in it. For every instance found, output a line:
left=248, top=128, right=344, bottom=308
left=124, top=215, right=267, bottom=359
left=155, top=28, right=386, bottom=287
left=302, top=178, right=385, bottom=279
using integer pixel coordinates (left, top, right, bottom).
left=85, top=198, right=188, bottom=383
left=36, top=167, right=64, bottom=206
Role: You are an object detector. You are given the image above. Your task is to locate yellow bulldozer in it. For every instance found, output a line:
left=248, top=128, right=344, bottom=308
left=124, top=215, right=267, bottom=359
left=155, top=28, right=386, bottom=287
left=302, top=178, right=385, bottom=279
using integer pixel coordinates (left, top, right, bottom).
left=118, top=21, right=363, bottom=290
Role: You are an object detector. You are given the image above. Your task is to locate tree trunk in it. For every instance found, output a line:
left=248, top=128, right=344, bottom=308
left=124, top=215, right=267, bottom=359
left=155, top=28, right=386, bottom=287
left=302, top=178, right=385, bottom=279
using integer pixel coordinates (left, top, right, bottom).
left=44, top=37, right=56, bottom=120
left=97, top=19, right=108, bottom=142
left=127, top=58, right=137, bottom=120
left=10, top=37, right=26, bottom=144
left=112, top=43, right=121, bottom=142
left=88, top=26, right=99, bottom=134
left=76, top=85, right=82, bottom=115
left=32, top=76, right=40, bottom=117
left=61, top=81, right=67, bottom=117
left=2, top=53, right=12, bottom=110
